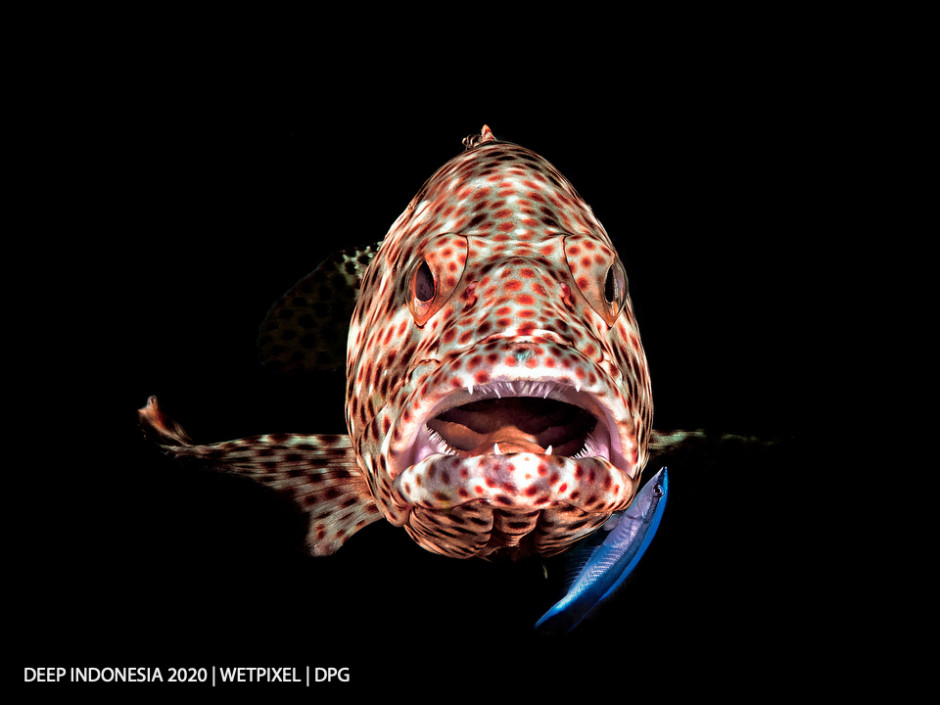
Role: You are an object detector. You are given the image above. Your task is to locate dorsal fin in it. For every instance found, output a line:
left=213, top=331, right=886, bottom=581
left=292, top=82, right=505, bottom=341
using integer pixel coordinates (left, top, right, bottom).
left=258, top=243, right=380, bottom=374
left=462, top=124, right=497, bottom=150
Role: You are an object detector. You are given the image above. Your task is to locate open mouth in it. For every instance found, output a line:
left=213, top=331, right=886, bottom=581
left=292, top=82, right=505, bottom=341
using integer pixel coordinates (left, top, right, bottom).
left=428, top=397, right=596, bottom=456
left=406, top=381, right=619, bottom=468
left=388, top=377, right=638, bottom=554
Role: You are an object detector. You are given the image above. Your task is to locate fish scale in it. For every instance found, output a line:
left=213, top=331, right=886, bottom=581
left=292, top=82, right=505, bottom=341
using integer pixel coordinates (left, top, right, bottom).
left=140, top=125, right=654, bottom=561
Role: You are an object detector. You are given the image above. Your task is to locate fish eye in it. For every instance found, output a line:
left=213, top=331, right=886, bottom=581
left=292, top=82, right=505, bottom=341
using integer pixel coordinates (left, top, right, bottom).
left=653, top=484, right=664, bottom=497
left=603, top=260, right=627, bottom=314
left=564, top=235, right=629, bottom=326
left=407, top=236, right=469, bottom=327
left=604, top=265, right=619, bottom=304
left=409, top=259, right=437, bottom=324
left=414, top=261, right=435, bottom=302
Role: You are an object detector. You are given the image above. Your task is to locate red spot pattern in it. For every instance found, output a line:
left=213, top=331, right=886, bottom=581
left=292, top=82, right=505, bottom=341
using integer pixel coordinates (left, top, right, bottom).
left=161, top=131, right=657, bottom=561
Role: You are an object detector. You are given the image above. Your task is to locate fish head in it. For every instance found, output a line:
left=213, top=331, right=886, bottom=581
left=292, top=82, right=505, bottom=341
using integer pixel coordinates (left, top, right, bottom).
left=345, top=127, right=653, bottom=559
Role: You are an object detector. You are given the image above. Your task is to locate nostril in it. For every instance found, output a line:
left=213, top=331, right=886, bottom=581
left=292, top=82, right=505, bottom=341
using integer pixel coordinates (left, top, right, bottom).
left=510, top=347, right=536, bottom=364
left=461, top=281, right=478, bottom=307
left=560, top=282, right=575, bottom=309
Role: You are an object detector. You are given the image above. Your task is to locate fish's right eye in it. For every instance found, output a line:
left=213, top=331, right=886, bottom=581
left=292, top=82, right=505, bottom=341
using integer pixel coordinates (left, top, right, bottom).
left=409, top=259, right=436, bottom=324
left=406, top=235, right=469, bottom=327
left=414, top=261, right=435, bottom=302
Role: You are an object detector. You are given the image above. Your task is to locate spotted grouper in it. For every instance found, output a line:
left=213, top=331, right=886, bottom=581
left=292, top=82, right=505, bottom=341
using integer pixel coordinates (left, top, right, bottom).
left=140, top=125, right=665, bottom=566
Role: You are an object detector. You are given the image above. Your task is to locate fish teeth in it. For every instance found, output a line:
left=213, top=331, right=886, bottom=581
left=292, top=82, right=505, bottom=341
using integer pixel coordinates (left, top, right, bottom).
left=546, top=445, right=553, bottom=455
left=493, top=443, right=501, bottom=455
left=467, top=383, right=474, bottom=396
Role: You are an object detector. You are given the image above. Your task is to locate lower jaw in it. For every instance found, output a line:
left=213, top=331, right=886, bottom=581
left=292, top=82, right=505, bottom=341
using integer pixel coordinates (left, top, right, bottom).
left=383, top=441, right=636, bottom=559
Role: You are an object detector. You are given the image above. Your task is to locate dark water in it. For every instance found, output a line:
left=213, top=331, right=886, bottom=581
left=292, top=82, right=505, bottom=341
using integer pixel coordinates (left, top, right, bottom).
left=15, top=73, right=843, bottom=697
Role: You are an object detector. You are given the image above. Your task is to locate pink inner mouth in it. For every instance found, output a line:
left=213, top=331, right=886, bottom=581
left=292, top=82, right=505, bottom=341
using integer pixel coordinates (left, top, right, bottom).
left=426, top=397, right=597, bottom=456
left=401, top=379, right=625, bottom=473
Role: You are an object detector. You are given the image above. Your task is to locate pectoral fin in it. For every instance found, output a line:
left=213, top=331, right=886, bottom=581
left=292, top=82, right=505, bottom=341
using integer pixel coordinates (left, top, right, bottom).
left=138, top=396, right=381, bottom=556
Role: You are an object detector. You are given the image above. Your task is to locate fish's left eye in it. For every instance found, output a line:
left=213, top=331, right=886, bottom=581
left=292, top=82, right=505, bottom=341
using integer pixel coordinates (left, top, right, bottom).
left=605, top=263, right=623, bottom=305
left=564, top=236, right=629, bottom=327
left=603, top=260, right=628, bottom=319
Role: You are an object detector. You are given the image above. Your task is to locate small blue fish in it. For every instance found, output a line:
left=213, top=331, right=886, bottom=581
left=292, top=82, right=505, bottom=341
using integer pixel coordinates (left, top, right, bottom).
left=535, top=467, right=669, bottom=633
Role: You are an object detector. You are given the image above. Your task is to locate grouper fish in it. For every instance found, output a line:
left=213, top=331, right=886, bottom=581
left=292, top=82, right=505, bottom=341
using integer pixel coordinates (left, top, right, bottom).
left=140, top=126, right=671, bottom=593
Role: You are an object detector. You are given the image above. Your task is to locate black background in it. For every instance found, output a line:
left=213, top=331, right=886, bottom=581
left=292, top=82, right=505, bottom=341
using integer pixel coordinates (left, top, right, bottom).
left=12, top=37, right=856, bottom=698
